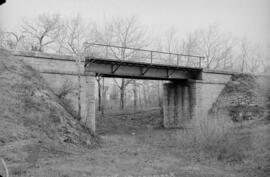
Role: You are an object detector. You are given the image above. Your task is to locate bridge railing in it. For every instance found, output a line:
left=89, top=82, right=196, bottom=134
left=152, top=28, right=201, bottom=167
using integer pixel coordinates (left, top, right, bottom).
left=83, top=42, right=204, bottom=68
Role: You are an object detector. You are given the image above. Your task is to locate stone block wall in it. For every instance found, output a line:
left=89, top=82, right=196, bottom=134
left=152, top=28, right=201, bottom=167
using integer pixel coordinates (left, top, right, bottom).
left=209, top=74, right=270, bottom=121
left=190, top=71, right=232, bottom=121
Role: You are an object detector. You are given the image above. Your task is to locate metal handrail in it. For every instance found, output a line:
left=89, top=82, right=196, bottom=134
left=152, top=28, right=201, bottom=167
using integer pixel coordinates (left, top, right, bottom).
left=83, top=42, right=204, bottom=67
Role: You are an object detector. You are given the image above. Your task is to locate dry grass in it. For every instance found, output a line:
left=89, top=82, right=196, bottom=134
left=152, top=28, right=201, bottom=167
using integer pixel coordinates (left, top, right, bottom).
left=96, top=108, right=163, bottom=134
left=179, top=116, right=246, bottom=163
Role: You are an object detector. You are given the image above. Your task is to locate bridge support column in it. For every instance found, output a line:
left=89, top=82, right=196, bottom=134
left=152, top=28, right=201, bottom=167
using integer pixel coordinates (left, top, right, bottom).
left=189, top=81, right=202, bottom=122
left=81, top=73, right=96, bottom=132
left=163, top=81, right=194, bottom=128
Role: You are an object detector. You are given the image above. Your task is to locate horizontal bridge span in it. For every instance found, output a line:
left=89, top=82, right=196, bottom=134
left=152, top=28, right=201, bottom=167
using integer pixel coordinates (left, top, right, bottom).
left=84, top=58, right=203, bottom=80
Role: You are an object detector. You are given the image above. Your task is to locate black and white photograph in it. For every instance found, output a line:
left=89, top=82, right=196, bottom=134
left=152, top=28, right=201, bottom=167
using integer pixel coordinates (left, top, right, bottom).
left=0, top=0, right=270, bottom=176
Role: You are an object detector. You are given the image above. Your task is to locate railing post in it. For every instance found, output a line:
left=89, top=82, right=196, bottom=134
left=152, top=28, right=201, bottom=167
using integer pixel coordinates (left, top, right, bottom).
left=199, top=57, right=202, bottom=68
left=177, top=54, right=179, bottom=66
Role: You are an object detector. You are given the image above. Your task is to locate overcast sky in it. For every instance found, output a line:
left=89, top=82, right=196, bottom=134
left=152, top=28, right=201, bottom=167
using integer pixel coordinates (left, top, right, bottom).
left=0, top=0, right=270, bottom=45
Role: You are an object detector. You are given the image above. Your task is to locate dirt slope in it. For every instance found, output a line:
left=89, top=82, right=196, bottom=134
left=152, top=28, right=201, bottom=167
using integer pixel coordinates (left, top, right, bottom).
left=0, top=49, right=98, bottom=175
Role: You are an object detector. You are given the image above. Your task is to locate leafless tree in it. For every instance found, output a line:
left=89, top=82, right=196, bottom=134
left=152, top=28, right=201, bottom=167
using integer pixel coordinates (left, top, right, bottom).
left=181, top=32, right=200, bottom=66
left=5, top=32, right=25, bottom=50
left=59, top=15, right=96, bottom=119
left=263, top=44, right=270, bottom=74
left=0, top=28, right=30, bottom=51
left=239, top=39, right=249, bottom=73
left=238, top=39, right=265, bottom=74
left=91, top=19, right=114, bottom=113
left=185, top=24, right=235, bottom=70
left=0, top=28, right=5, bottom=48
left=22, top=14, right=62, bottom=52
left=163, top=27, right=180, bottom=64
left=107, top=17, right=149, bottom=110
left=60, top=15, right=95, bottom=55
left=132, top=80, right=138, bottom=110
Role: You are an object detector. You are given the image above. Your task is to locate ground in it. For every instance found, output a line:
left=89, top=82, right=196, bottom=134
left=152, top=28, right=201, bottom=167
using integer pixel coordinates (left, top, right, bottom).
left=3, top=119, right=270, bottom=177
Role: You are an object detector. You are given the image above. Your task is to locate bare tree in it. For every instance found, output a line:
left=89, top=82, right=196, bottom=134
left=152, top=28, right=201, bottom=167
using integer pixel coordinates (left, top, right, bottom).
left=163, top=27, right=180, bottom=64
left=61, top=15, right=95, bottom=54
left=59, top=15, right=96, bottom=119
left=239, top=39, right=249, bottom=73
left=91, top=20, right=114, bottom=113
left=238, top=39, right=265, bottom=74
left=132, top=80, right=138, bottom=110
left=186, top=24, right=235, bottom=70
left=107, top=17, right=149, bottom=110
left=0, top=28, right=5, bottom=48
left=182, top=32, right=200, bottom=66
left=0, top=28, right=30, bottom=51
left=109, top=84, right=120, bottom=110
left=113, top=78, right=133, bottom=109
left=263, top=44, right=270, bottom=74
left=142, top=80, right=149, bottom=107
left=5, top=32, right=25, bottom=50
left=22, top=14, right=61, bottom=52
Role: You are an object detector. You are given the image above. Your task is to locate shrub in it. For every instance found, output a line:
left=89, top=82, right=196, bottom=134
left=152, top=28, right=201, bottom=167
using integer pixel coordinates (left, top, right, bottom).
left=25, top=143, right=41, bottom=167
left=56, top=80, right=76, bottom=100
left=180, top=116, right=245, bottom=163
left=60, top=98, right=80, bottom=120
left=56, top=80, right=80, bottom=120
left=229, top=105, right=264, bottom=122
left=10, top=166, right=27, bottom=176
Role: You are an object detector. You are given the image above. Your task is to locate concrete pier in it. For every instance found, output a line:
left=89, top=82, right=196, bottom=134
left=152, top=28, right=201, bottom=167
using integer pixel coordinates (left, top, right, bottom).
left=163, top=81, right=193, bottom=128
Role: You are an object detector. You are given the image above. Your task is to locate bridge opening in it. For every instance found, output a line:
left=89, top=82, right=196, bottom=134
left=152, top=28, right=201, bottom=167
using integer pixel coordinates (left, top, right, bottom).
left=95, top=77, right=165, bottom=135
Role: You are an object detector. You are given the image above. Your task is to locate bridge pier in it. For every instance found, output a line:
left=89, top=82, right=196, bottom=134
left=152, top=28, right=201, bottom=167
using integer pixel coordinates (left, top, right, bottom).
left=81, top=73, right=96, bottom=132
left=163, top=80, right=196, bottom=128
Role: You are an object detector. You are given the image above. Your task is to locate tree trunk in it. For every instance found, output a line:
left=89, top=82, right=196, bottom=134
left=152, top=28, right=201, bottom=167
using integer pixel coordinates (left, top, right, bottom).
left=75, top=57, right=81, bottom=120
left=133, top=80, right=138, bottom=110
left=143, top=82, right=148, bottom=107
left=77, top=73, right=81, bottom=120
left=96, top=77, right=102, bottom=112
left=146, top=82, right=152, bottom=106
left=120, top=79, right=126, bottom=110
left=157, top=81, right=162, bottom=108
left=138, top=86, right=142, bottom=109
left=101, top=77, right=105, bottom=115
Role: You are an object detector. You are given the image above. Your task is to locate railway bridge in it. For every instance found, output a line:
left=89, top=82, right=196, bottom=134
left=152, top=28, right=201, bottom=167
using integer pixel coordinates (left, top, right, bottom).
left=2, top=44, right=235, bottom=132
